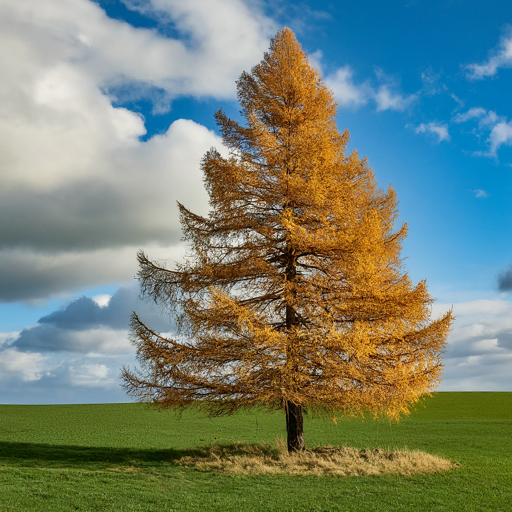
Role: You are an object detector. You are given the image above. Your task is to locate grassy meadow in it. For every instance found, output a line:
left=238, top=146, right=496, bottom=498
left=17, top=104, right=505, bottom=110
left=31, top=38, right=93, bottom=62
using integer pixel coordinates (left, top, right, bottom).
left=0, top=392, right=510, bottom=511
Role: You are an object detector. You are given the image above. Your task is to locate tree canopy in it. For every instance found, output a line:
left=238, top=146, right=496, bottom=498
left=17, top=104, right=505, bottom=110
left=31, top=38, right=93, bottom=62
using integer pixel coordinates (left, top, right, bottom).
left=122, top=28, right=454, bottom=452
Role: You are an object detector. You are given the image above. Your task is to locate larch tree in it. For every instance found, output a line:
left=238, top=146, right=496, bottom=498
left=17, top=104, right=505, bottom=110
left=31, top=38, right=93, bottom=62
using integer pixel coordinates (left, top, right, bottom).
left=122, top=28, right=454, bottom=452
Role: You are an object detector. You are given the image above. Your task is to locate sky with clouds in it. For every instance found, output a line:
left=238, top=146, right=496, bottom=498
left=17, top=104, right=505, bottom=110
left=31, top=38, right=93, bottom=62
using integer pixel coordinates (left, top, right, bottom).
left=1, top=0, right=512, bottom=404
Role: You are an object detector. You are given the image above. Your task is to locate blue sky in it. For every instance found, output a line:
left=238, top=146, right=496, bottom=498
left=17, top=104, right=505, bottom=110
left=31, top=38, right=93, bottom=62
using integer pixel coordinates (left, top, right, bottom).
left=1, top=0, right=512, bottom=403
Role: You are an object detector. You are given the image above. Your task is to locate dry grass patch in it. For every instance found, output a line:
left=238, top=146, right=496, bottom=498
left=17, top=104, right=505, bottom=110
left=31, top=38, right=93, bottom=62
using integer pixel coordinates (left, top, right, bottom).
left=178, top=438, right=457, bottom=476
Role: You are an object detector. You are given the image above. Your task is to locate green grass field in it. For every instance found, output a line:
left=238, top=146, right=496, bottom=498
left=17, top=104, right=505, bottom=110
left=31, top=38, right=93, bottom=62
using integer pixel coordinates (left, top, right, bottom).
left=0, top=392, right=510, bottom=511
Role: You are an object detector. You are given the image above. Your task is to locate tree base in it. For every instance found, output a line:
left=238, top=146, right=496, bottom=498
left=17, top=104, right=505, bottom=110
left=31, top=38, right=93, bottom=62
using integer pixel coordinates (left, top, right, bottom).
left=286, top=401, right=305, bottom=452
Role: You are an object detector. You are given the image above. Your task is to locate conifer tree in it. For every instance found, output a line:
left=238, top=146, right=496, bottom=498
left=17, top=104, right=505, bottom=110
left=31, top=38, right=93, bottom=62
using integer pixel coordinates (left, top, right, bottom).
left=122, top=28, right=454, bottom=452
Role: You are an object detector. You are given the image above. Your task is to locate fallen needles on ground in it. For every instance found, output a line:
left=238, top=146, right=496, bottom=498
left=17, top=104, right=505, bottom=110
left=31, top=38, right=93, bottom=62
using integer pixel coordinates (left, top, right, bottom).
left=178, top=438, right=458, bottom=476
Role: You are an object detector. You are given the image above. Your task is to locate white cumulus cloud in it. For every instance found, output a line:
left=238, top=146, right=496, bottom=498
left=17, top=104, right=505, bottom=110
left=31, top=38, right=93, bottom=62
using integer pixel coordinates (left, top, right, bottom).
left=324, top=66, right=371, bottom=108
left=69, top=363, right=115, bottom=387
left=488, top=121, right=512, bottom=157
left=0, top=348, right=48, bottom=382
left=451, top=107, right=512, bottom=158
left=466, top=31, right=512, bottom=80
left=92, top=294, right=112, bottom=308
left=452, top=108, right=502, bottom=129
left=374, top=84, right=417, bottom=112
left=324, top=65, right=418, bottom=113
left=473, top=189, right=488, bottom=198
left=414, top=122, right=450, bottom=143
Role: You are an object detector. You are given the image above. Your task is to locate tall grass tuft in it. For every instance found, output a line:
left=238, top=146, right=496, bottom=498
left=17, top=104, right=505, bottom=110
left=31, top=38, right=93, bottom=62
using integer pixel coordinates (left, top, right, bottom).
left=178, top=437, right=457, bottom=476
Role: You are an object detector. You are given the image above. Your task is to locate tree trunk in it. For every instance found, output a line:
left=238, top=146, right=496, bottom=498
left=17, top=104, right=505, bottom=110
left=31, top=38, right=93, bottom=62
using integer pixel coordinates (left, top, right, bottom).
left=286, top=400, right=305, bottom=452
left=284, top=241, right=304, bottom=452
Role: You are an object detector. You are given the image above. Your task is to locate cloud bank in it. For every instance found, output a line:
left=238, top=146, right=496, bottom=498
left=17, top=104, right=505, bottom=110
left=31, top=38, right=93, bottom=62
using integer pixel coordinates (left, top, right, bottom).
left=431, top=300, right=512, bottom=391
left=0, top=0, right=275, bottom=303
left=0, top=284, right=176, bottom=402
left=10, top=284, right=175, bottom=353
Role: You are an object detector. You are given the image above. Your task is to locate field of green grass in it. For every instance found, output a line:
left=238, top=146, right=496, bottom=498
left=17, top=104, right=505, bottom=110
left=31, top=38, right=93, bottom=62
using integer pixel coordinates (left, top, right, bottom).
left=0, top=392, right=510, bottom=511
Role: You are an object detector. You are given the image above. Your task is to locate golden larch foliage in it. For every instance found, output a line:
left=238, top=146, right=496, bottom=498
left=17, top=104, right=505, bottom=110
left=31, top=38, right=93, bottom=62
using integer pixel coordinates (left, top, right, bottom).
left=122, top=28, right=454, bottom=452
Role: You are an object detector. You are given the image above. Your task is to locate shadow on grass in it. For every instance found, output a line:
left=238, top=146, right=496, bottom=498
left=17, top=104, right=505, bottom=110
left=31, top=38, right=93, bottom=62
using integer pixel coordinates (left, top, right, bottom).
left=0, top=441, right=209, bottom=470
left=0, top=440, right=456, bottom=477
